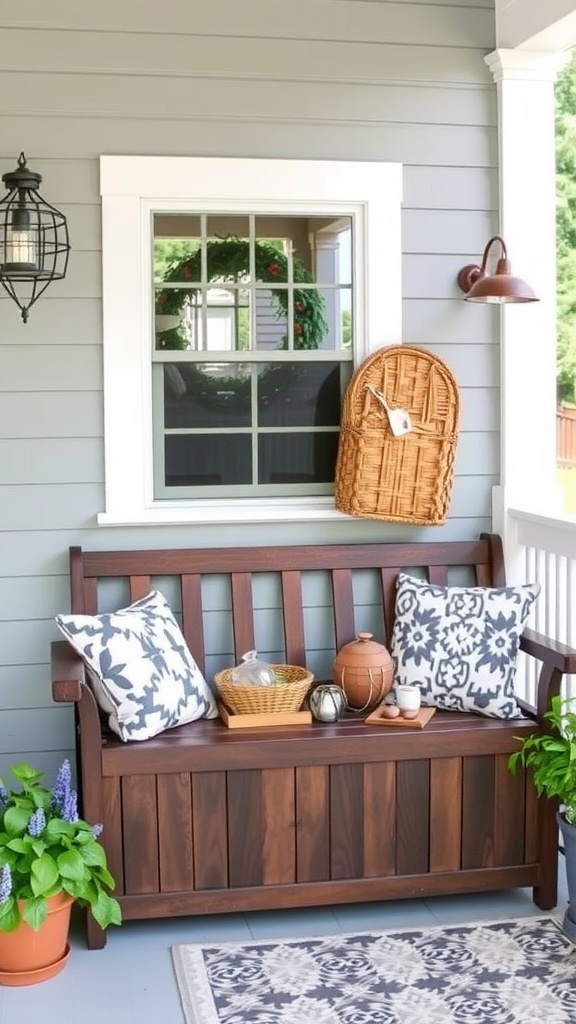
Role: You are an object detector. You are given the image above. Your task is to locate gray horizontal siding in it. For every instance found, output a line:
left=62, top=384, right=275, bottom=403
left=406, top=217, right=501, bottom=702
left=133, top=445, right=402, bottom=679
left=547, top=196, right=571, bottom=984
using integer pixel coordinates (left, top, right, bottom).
left=0, top=439, right=103, bottom=484
left=4, top=73, right=496, bottom=127
left=403, top=300, right=498, bottom=345
left=3, top=2, right=495, bottom=46
left=0, top=707, right=73, bottom=755
left=0, top=665, right=63, bottom=710
left=0, top=392, right=103, bottom=437
left=0, top=0, right=500, bottom=768
left=404, top=165, right=497, bottom=210
left=0, top=345, right=101, bottom=389
left=3, top=36, right=494, bottom=87
left=0, top=120, right=496, bottom=167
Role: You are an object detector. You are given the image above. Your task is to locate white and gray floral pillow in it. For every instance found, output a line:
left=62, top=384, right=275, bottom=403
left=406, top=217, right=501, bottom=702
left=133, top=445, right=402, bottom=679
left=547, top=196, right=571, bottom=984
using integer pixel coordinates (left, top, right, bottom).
left=55, top=590, right=218, bottom=741
left=390, top=574, right=540, bottom=719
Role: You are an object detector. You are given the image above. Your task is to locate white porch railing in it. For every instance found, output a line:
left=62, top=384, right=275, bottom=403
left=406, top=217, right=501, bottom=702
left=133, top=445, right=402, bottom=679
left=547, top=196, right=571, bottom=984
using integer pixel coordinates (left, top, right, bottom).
left=506, top=508, right=576, bottom=705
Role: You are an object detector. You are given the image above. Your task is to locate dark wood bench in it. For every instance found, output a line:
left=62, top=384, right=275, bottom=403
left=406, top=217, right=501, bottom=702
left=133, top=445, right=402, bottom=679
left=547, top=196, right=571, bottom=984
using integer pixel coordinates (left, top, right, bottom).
left=51, top=534, right=576, bottom=949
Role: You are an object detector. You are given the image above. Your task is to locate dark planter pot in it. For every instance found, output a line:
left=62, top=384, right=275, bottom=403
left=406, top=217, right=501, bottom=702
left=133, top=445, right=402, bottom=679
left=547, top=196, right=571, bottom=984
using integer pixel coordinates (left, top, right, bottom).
left=557, top=811, right=576, bottom=942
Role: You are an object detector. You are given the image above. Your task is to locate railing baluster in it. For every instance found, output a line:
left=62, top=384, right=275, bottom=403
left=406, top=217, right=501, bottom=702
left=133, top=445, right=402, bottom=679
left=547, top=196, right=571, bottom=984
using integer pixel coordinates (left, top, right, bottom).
left=509, top=509, right=576, bottom=702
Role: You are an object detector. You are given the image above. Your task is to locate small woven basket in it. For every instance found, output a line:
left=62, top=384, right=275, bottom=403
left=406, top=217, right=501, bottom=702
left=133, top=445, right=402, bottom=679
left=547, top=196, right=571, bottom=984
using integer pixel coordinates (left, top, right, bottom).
left=214, top=665, right=313, bottom=716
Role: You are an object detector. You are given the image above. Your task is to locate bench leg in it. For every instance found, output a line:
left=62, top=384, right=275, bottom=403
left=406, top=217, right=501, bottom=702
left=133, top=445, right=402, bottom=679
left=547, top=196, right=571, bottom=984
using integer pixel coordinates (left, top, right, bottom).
left=533, top=800, right=559, bottom=911
left=86, top=912, right=107, bottom=950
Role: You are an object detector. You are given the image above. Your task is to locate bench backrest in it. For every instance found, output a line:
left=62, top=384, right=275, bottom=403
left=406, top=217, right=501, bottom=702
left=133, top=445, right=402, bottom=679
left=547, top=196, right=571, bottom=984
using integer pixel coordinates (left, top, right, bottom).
left=68, top=535, right=505, bottom=682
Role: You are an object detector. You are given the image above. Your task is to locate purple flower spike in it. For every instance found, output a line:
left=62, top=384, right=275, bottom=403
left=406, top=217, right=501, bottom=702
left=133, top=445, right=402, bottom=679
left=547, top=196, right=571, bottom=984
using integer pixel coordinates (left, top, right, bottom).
left=0, top=864, right=11, bottom=904
left=92, top=823, right=104, bottom=839
left=0, top=786, right=8, bottom=811
left=28, top=808, right=46, bottom=837
left=52, top=759, right=72, bottom=815
left=63, top=789, right=79, bottom=824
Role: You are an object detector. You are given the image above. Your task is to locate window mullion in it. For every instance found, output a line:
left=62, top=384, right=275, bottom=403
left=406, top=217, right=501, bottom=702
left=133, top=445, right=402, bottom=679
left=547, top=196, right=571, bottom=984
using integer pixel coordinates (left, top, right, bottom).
left=249, top=214, right=256, bottom=352
left=200, top=214, right=208, bottom=352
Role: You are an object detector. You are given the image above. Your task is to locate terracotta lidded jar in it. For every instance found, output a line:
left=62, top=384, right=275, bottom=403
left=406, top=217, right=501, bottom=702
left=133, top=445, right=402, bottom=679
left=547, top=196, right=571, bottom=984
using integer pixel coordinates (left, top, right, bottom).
left=333, top=632, right=393, bottom=711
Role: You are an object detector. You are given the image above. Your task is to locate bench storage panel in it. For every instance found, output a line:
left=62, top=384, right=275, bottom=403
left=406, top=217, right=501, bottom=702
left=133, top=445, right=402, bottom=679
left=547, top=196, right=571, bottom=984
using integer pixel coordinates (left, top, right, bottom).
left=51, top=535, right=576, bottom=948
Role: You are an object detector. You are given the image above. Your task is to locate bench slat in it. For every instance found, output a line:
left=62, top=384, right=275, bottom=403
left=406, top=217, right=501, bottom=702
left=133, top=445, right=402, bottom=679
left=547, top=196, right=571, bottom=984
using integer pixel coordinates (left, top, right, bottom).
left=281, top=570, right=306, bottom=665
left=181, top=573, right=206, bottom=675
left=230, top=572, right=256, bottom=658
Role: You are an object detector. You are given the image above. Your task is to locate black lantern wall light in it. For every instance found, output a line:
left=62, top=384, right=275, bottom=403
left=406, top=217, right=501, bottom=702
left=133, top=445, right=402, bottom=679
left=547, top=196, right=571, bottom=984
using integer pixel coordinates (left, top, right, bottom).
left=0, top=153, right=70, bottom=323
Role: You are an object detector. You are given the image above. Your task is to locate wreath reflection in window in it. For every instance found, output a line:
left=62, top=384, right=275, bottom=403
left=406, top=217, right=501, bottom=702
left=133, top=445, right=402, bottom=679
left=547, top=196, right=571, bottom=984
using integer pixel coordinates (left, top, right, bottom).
left=154, top=237, right=328, bottom=352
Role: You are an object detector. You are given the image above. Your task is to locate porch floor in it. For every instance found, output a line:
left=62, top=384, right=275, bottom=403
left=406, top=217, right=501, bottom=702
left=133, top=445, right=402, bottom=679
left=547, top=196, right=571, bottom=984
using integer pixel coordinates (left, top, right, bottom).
left=1, top=861, right=569, bottom=1023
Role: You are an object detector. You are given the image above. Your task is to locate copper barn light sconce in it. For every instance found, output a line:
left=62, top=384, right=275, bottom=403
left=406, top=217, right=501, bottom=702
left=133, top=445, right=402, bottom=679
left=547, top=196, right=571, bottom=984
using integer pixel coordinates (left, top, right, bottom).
left=0, top=152, right=70, bottom=323
left=457, top=235, right=538, bottom=304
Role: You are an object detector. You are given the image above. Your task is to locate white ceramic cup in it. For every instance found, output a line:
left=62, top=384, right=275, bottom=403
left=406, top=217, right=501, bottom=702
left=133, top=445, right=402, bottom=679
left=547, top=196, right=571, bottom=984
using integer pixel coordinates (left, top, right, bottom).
left=396, top=684, right=421, bottom=712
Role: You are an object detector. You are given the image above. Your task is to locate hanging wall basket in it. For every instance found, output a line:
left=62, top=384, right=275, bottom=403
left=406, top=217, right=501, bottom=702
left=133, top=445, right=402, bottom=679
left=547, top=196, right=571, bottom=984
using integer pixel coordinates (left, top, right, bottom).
left=335, top=345, right=460, bottom=525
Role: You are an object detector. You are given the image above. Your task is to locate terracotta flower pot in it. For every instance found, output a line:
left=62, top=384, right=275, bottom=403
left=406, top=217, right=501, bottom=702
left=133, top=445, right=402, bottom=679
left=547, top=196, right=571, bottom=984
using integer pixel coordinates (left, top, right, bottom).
left=333, top=632, right=393, bottom=711
left=0, top=892, right=73, bottom=986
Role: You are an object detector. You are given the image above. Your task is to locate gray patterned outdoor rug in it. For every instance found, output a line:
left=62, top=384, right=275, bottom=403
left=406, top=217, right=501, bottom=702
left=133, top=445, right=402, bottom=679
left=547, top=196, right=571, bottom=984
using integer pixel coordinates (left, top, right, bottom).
left=172, top=916, right=576, bottom=1024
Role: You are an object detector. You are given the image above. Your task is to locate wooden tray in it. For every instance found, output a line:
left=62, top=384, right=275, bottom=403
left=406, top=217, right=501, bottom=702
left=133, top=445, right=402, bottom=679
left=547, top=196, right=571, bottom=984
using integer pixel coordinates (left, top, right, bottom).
left=218, top=703, right=312, bottom=729
left=364, top=706, right=436, bottom=729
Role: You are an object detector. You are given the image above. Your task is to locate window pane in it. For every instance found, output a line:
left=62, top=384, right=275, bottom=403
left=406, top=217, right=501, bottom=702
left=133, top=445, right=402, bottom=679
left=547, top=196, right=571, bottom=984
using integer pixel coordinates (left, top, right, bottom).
left=206, top=215, right=250, bottom=246
left=255, top=287, right=288, bottom=350
left=258, top=433, right=340, bottom=484
left=258, top=362, right=343, bottom=427
left=153, top=215, right=202, bottom=269
left=165, top=434, right=252, bottom=486
left=307, top=288, right=353, bottom=351
left=164, top=363, right=252, bottom=428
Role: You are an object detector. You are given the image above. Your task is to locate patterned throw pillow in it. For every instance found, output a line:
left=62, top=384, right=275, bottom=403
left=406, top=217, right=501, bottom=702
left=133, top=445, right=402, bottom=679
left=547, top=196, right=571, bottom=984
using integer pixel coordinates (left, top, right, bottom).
left=55, top=590, right=218, bottom=741
left=390, top=574, right=540, bottom=719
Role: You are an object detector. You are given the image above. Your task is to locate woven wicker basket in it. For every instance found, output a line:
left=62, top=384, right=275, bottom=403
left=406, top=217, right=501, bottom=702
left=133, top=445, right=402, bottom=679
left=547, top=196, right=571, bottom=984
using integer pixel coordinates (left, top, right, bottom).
left=335, top=345, right=460, bottom=525
left=214, top=665, right=313, bottom=716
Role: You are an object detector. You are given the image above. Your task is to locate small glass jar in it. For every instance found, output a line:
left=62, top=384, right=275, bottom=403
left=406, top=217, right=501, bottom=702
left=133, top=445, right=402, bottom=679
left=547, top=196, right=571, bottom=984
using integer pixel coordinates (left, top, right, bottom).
left=231, top=650, right=276, bottom=687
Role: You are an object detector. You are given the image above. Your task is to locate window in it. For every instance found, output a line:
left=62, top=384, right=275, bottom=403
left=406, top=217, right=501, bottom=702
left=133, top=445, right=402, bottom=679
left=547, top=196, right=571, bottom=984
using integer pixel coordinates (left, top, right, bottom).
left=100, top=157, right=403, bottom=525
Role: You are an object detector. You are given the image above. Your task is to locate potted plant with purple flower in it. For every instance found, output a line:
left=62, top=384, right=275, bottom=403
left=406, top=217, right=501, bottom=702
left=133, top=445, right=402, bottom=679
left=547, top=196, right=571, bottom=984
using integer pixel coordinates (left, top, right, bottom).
left=0, top=760, right=121, bottom=984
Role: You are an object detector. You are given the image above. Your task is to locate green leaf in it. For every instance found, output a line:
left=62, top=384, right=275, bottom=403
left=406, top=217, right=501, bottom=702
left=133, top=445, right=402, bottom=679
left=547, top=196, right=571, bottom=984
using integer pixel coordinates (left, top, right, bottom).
left=3, top=806, right=31, bottom=837
left=6, top=838, right=30, bottom=854
left=21, top=896, right=48, bottom=931
left=45, top=819, right=75, bottom=839
left=30, top=853, right=59, bottom=895
left=90, top=865, right=116, bottom=889
left=9, top=763, right=44, bottom=787
left=89, top=889, right=122, bottom=930
left=0, top=897, right=20, bottom=932
left=73, top=827, right=97, bottom=846
left=57, top=848, right=88, bottom=882
left=79, top=841, right=107, bottom=868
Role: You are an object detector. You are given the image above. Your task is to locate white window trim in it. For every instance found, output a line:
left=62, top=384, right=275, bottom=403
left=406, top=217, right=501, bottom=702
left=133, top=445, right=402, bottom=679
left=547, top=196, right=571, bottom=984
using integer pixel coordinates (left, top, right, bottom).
left=99, top=156, right=403, bottom=526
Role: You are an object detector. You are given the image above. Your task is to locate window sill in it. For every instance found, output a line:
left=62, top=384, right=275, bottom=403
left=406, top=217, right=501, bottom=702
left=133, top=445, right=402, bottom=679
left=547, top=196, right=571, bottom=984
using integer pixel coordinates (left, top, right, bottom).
left=97, top=498, right=352, bottom=527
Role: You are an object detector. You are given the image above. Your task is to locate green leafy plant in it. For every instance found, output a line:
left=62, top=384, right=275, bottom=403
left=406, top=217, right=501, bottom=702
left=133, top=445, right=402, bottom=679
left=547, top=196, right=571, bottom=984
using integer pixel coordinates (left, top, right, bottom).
left=508, top=695, right=576, bottom=824
left=0, top=761, right=122, bottom=932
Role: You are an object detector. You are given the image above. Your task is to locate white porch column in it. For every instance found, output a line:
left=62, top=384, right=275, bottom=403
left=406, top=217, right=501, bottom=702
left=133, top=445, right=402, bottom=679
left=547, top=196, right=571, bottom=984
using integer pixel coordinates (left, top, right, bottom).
left=487, top=48, right=568, bottom=579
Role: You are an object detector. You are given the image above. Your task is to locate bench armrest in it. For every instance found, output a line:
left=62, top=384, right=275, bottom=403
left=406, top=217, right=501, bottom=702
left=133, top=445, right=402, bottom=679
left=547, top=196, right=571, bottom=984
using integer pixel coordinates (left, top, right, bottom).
left=51, top=640, right=86, bottom=702
left=520, top=627, right=576, bottom=719
left=520, top=627, right=576, bottom=672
